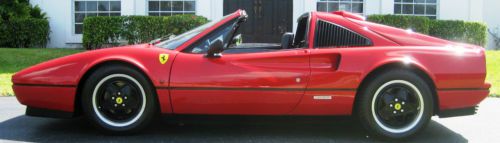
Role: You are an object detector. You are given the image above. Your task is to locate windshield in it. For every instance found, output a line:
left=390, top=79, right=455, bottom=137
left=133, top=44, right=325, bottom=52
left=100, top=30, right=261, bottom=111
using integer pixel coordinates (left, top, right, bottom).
left=156, top=15, right=233, bottom=50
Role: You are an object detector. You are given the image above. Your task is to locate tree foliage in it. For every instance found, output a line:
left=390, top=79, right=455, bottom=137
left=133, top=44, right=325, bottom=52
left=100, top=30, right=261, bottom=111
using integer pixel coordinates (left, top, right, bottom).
left=0, top=0, right=50, bottom=48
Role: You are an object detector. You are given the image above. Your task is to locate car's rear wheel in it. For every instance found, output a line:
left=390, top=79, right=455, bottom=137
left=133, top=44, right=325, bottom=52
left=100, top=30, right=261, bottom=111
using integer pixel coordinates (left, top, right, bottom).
left=82, top=65, right=157, bottom=133
left=356, top=69, right=433, bottom=140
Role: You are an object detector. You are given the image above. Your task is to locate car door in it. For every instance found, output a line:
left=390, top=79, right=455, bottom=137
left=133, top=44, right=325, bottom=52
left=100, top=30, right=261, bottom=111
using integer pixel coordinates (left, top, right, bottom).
left=169, top=49, right=310, bottom=115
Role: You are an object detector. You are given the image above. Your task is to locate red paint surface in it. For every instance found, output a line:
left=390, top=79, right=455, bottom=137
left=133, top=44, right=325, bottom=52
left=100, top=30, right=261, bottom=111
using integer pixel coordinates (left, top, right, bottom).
left=14, top=85, right=76, bottom=112
left=12, top=10, right=489, bottom=116
left=438, top=89, right=489, bottom=110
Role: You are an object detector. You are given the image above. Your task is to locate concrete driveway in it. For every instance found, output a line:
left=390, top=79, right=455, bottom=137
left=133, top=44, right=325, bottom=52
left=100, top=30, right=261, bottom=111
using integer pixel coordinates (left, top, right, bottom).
left=1, top=97, right=499, bottom=143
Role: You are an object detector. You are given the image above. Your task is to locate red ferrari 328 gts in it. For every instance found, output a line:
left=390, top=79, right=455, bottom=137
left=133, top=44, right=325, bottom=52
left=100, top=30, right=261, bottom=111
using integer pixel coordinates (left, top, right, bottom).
left=12, top=10, right=490, bottom=139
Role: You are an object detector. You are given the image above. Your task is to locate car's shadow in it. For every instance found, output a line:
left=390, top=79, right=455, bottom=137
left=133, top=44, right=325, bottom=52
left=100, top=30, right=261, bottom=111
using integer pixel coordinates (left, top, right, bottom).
left=0, top=115, right=467, bottom=143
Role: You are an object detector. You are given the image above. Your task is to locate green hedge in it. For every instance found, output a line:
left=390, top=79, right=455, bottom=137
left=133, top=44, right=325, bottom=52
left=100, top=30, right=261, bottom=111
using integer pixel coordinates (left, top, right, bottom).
left=367, top=15, right=431, bottom=34
left=83, top=16, right=125, bottom=49
left=367, top=15, right=487, bottom=47
left=0, top=18, right=50, bottom=48
left=430, top=20, right=487, bottom=46
left=83, top=15, right=208, bottom=50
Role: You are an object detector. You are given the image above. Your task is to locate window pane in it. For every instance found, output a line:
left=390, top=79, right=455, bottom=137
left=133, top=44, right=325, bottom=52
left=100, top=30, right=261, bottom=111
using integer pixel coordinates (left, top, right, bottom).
left=426, top=0, right=436, bottom=3
left=86, top=1, right=97, bottom=11
left=75, top=24, right=83, bottom=34
left=148, top=0, right=196, bottom=16
left=403, top=0, right=413, bottom=3
left=414, top=4, right=425, bottom=14
left=98, top=1, right=109, bottom=11
left=160, top=12, right=172, bottom=16
left=185, top=1, right=195, bottom=11
left=110, top=1, right=120, bottom=11
left=74, top=1, right=121, bottom=34
left=172, top=1, right=183, bottom=11
left=328, top=3, right=339, bottom=12
left=149, top=12, right=159, bottom=16
left=415, top=0, right=425, bottom=3
left=426, top=5, right=436, bottom=14
left=352, top=3, right=363, bottom=13
left=402, top=4, right=413, bottom=14
left=87, top=13, right=97, bottom=17
left=339, top=3, right=351, bottom=11
left=160, top=1, right=172, bottom=11
left=395, top=0, right=402, bottom=2
left=98, top=12, right=109, bottom=16
left=394, top=4, right=402, bottom=14
left=110, top=12, right=121, bottom=16
left=75, top=13, right=85, bottom=23
left=317, top=1, right=363, bottom=13
left=149, top=1, right=159, bottom=11
left=75, top=1, right=85, bottom=11
left=317, top=3, right=327, bottom=11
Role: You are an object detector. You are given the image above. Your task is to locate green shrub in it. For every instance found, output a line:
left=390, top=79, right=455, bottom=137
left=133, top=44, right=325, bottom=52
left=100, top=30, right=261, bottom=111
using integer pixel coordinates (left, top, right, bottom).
left=367, top=14, right=431, bottom=34
left=83, top=15, right=208, bottom=50
left=464, top=22, right=487, bottom=46
left=164, top=15, right=209, bottom=35
left=123, top=16, right=167, bottom=45
left=0, top=18, right=50, bottom=48
left=82, top=16, right=125, bottom=49
left=0, top=0, right=49, bottom=48
left=429, top=20, right=487, bottom=46
left=367, top=15, right=488, bottom=47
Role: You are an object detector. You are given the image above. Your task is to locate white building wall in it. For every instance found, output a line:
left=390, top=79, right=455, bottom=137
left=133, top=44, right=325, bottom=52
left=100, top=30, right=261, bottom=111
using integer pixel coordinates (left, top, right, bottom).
left=365, top=0, right=393, bottom=15
left=196, top=0, right=223, bottom=21
left=439, top=0, right=483, bottom=21
left=30, top=0, right=75, bottom=48
left=292, top=0, right=315, bottom=33
left=134, top=0, right=148, bottom=15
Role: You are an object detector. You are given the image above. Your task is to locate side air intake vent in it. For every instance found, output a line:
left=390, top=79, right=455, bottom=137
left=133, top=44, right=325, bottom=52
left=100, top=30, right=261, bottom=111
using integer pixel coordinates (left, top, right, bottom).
left=315, top=20, right=372, bottom=48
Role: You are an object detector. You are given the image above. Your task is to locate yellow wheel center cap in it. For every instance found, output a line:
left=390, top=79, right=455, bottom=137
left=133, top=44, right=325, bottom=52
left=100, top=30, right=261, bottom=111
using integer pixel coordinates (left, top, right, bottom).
left=116, top=97, right=123, bottom=104
left=395, top=103, right=402, bottom=110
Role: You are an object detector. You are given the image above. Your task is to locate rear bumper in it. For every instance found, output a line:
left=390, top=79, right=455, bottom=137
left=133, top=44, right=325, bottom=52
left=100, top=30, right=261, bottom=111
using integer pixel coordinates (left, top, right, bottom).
left=13, top=84, right=76, bottom=113
left=437, top=86, right=489, bottom=117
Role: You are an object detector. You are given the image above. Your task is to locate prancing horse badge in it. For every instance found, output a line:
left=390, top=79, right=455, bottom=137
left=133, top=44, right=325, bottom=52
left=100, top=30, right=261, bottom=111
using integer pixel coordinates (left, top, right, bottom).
left=159, top=54, right=169, bottom=64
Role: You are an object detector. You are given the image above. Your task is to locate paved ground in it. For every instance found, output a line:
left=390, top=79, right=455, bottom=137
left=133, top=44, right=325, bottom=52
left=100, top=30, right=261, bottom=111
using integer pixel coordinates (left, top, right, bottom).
left=0, top=97, right=499, bottom=143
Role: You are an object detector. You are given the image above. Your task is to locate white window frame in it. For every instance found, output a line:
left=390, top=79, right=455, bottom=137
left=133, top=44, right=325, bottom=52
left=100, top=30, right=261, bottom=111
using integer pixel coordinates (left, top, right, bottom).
left=72, top=0, right=122, bottom=35
left=316, top=0, right=365, bottom=15
left=147, top=0, right=196, bottom=16
left=394, top=0, right=438, bottom=19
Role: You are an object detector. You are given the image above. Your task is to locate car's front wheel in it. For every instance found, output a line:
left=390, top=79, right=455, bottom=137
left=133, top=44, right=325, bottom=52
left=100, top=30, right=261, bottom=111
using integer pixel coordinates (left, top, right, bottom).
left=82, top=65, right=157, bottom=133
left=356, top=69, right=433, bottom=140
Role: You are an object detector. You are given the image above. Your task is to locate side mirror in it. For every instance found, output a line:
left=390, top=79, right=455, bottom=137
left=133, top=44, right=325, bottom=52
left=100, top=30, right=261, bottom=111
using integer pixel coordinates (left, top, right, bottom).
left=231, top=34, right=243, bottom=46
left=205, top=40, right=224, bottom=58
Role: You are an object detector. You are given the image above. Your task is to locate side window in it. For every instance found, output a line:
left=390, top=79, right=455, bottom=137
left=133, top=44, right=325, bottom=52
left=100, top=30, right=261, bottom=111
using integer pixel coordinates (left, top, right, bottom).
left=315, top=20, right=372, bottom=48
left=184, top=21, right=236, bottom=54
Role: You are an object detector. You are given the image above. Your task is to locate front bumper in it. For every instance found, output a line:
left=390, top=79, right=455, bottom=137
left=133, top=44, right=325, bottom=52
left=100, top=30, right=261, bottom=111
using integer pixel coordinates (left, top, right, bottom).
left=13, top=84, right=77, bottom=113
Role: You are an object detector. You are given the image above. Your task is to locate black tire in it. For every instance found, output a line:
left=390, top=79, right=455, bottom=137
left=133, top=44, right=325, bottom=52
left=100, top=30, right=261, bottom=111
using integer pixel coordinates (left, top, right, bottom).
left=356, top=69, right=433, bottom=140
left=81, top=65, right=157, bottom=134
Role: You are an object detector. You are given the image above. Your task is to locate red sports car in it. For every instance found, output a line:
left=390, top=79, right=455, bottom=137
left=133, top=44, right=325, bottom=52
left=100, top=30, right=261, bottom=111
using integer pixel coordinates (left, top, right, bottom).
left=12, top=10, right=490, bottom=139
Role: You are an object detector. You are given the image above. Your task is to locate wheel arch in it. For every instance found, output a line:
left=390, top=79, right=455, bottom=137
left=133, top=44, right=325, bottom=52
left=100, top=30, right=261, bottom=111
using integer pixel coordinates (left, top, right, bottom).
left=74, top=60, right=159, bottom=116
left=354, top=61, right=439, bottom=115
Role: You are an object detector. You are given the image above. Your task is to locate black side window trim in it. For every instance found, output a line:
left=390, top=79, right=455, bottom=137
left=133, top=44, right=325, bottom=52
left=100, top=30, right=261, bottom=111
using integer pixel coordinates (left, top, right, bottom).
left=314, top=19, right=373, bottom=48
left=182, top=19, right=239, bottom=54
